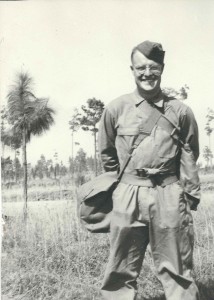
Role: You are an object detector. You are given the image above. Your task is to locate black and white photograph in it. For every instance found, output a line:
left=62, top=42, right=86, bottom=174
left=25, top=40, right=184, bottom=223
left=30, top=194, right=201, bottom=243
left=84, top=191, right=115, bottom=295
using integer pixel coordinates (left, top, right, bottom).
left=1, top=1, right=214, bottom=299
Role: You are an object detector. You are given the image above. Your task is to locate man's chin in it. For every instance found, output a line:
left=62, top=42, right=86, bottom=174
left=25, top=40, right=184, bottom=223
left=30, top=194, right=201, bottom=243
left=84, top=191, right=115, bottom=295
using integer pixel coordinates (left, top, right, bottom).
left=138, top=81, right=156, bottom=91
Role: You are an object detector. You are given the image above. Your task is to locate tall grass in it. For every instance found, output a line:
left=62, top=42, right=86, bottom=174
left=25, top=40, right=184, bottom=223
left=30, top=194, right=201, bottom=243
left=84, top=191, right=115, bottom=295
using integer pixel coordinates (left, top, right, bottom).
left=2, top=189, right=214, bottom=299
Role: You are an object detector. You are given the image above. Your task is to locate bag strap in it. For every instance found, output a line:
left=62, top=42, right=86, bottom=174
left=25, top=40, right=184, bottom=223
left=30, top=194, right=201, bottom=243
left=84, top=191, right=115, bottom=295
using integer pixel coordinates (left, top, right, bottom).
left=158, top=114, right=183, bottom=146
left=117, top=105, right=162, bottom=182
left=137, top=99, right=183, bottom=146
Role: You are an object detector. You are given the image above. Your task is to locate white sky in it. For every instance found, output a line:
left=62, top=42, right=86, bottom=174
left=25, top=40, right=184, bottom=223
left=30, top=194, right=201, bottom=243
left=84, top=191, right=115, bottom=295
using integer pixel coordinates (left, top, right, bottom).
left=0, top=0, right=214, bottom=166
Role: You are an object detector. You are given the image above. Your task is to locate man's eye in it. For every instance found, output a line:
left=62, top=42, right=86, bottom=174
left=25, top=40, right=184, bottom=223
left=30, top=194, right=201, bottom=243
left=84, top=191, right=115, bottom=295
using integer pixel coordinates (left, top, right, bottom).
left=150, top=66, right=159, bottom=71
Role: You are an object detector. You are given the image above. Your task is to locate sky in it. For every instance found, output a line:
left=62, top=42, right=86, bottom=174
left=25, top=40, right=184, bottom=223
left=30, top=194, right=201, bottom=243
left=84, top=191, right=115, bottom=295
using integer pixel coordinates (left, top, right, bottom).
left=0, top=0, right=214, bottom=166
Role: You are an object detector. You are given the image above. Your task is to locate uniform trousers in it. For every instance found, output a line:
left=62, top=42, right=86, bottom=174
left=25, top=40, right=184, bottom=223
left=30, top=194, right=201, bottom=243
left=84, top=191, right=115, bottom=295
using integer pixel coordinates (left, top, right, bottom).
left=101, top=180, right=200, bottom=300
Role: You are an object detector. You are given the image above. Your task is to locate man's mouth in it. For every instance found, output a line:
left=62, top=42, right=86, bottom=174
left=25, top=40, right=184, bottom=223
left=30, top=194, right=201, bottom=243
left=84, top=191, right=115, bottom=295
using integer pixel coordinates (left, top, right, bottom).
left=139, top=76, right=157, bottom=82
left=140, top=78, right=155, bottom=83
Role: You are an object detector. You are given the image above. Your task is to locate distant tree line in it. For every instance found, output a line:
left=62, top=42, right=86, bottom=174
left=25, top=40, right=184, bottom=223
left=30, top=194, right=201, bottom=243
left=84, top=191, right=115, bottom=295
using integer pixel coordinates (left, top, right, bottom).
left=1, top=150, right=101, bottom=185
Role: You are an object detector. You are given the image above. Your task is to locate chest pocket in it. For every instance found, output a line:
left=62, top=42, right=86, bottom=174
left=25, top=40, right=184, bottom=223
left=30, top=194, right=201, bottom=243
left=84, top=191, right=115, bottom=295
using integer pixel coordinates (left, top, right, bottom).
left=154, top=125, right=179, bottom=159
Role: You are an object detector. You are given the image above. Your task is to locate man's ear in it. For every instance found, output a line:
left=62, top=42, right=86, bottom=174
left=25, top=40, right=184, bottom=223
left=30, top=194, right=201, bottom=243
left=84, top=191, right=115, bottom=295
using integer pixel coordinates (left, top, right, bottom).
left=130, top=65, right=134, bottom=72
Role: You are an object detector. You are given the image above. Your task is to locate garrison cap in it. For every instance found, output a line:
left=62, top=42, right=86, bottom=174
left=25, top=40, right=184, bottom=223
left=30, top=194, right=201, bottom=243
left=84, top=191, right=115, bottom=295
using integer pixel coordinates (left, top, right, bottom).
left=132, top=40, right=165, bottom=65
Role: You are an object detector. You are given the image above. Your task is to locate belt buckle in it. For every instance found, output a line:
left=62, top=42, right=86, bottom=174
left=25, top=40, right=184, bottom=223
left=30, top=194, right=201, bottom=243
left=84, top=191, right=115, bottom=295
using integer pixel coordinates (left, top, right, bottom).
left=137, top=169, right=149, bottom=178
left=152, top=174, right=165, bottom=186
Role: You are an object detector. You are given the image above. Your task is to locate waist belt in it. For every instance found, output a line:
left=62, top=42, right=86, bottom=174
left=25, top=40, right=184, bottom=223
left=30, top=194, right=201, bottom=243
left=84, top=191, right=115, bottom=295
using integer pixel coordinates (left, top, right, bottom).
left=120, top=173, right=178, bottom=187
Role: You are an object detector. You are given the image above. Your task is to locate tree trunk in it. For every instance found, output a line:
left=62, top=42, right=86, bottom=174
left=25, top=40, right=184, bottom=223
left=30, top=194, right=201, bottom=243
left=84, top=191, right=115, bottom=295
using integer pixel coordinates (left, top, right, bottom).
left=71, top=131, right=74, bottom=182
left=22, top=128, right=28, bottom=218
left=94, top=129, right=97, bottom=176
left=2, top=143, right=5, bottom=183
left=14, top=150, right=18, bottom=183
left=209, top=135, right=213, bottom=167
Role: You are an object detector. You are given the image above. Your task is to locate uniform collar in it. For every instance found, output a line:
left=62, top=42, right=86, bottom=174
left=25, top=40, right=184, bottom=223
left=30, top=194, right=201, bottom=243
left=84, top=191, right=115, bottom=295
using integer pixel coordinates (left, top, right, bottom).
left=134, top=89, right=164, bottom=108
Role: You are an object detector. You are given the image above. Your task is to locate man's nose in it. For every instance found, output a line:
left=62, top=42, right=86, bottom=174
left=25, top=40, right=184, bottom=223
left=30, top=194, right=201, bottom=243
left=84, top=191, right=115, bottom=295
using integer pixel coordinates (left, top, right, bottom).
left=144, top=66, right=152, bottom=76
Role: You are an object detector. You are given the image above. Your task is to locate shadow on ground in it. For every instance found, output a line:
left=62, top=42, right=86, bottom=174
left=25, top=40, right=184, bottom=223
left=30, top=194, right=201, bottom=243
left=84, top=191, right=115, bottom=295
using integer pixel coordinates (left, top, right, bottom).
left=137, top=280, right=214, bottom=300
left=198, top=280, right=214, bottom=300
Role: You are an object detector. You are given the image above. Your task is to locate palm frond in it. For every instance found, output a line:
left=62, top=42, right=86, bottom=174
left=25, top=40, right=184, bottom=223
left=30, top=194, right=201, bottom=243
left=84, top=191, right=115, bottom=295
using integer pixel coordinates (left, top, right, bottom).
left=6, top=72, right=55, bottom=143
left=26, top=99, right=55, bottom=141
left=7, top=72, right=36, bottom=124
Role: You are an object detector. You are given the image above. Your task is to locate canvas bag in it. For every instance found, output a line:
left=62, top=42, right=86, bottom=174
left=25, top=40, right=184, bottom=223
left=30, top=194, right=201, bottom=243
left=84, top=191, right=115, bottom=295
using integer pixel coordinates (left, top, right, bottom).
left=77, top=171, right=117, bottom=233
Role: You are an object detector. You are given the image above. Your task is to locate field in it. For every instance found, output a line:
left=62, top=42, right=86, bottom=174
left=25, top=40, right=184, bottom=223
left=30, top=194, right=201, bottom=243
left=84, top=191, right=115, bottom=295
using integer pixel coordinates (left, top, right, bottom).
left=1, top=174, right=214, bottom=300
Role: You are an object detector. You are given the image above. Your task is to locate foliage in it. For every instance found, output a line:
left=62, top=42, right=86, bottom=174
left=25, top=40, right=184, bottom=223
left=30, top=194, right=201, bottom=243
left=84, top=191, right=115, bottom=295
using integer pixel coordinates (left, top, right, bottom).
left=69, top=108, right=81, bottom=133
left=74, top=148, right=88, bottom=173
left=33, top=155, right=49, bottom=179
left=205, top=108, right=214, bottom=151
left=68, top=109, right=82, bottom=180
left=206, top=108, right=214, bottom=125
left=2, top=130, right=22, bottom=150
left=1, top=106, right=10, bottom=141
left=31, top=155, right=68, bottom=180
left=77, top=98, right=105, bottom=175
left=203, top=146, right=213, bottom=167
left=162, top=84, right=189, bottom=100
left=1, top=156, right=23, bottom=183
left=7, top=73, right=55, bottom=142
left=78, top=98, right=105, bottom=133
left=69, top=148, right=88, bottom=185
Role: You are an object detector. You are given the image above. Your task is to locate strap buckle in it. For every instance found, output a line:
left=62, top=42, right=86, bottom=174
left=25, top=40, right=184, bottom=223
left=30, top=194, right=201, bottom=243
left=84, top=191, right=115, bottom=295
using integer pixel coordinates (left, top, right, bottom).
left=139, top=128, right=150, bottom=135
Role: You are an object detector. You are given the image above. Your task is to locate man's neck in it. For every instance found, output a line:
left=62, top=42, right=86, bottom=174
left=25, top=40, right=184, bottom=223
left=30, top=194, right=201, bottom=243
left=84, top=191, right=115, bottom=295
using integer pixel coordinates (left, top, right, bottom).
left=137, top=87, right=162, bottom=102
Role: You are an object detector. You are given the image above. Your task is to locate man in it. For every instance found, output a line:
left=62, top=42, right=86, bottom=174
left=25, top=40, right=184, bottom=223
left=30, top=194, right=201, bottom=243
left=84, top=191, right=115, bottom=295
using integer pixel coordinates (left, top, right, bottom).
left=98, top=40, right=200, bottom=300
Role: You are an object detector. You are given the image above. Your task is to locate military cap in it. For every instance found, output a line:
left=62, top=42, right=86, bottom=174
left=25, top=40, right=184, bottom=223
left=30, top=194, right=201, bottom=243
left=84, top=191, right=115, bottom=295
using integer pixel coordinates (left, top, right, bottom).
left=132, top=40, right=165, bottom=65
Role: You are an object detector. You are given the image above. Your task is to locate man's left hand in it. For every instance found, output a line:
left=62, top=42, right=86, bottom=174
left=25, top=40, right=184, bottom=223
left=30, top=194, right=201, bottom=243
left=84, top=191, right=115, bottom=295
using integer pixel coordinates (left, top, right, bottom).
left=184, top=193, right=200, bottom=211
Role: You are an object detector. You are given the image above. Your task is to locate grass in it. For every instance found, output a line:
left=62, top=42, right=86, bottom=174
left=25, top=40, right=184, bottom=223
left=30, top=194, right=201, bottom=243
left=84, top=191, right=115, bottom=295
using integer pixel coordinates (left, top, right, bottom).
left=1, top=176, right=214, bottom=300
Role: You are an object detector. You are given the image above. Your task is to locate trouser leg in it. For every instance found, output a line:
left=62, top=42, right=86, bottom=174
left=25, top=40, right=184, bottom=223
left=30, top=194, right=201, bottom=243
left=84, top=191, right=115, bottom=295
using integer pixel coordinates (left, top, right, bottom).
left=149, top=182, right=200, bottom=300
left=101, top=183, right=150, bottom=300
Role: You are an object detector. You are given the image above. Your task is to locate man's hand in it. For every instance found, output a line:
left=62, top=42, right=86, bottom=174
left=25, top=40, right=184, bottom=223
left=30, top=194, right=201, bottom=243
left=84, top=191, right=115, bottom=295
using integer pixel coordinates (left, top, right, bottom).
left=184, top=193, right=200, bottom=211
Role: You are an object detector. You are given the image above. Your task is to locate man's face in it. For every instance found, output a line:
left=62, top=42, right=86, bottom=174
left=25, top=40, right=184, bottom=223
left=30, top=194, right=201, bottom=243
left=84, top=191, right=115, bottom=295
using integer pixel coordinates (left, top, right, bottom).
left=131, top=50, right=163, bottom=92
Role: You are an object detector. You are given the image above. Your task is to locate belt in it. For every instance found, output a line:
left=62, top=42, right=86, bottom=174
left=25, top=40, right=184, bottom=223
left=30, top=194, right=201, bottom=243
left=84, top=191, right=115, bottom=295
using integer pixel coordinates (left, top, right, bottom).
left=120, top=173, right=178, bottom=187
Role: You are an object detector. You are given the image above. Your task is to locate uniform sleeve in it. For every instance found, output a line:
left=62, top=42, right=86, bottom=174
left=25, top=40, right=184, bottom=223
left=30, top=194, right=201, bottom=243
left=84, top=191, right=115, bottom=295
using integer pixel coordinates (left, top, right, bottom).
left=179, top=107, right=200, bottom=208
left=180, top=107, right=199, bottom=160
left=98, top=107, right=119, bottom=172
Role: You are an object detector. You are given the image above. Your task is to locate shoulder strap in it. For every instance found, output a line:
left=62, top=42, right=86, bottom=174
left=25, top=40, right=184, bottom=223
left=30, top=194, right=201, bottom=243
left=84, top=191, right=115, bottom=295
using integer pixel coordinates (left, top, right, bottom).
left=138, top=100, right=183, bottom=146
left=158, top=114, right=183, bottom=146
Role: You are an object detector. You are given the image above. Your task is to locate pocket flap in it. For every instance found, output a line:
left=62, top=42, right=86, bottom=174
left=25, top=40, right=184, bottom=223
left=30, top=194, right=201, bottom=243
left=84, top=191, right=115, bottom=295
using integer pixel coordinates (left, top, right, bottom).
left=117, top=127, right=139, bottom=135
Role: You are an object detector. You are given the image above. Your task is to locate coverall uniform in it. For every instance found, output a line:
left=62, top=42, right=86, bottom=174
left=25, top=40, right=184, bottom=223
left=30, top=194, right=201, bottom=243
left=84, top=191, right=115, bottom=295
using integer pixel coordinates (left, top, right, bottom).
left=98, top=89, right=200, bottom=300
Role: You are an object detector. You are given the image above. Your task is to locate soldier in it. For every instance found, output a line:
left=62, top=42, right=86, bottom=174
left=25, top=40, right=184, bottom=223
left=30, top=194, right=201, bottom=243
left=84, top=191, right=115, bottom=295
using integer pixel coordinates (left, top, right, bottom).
left=98, top=40, right=200, bottom=300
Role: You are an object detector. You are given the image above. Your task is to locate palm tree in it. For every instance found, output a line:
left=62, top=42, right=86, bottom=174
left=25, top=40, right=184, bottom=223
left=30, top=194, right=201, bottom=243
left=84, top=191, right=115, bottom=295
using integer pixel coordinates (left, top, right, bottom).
left=6, top=72, right=55, bottom=217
